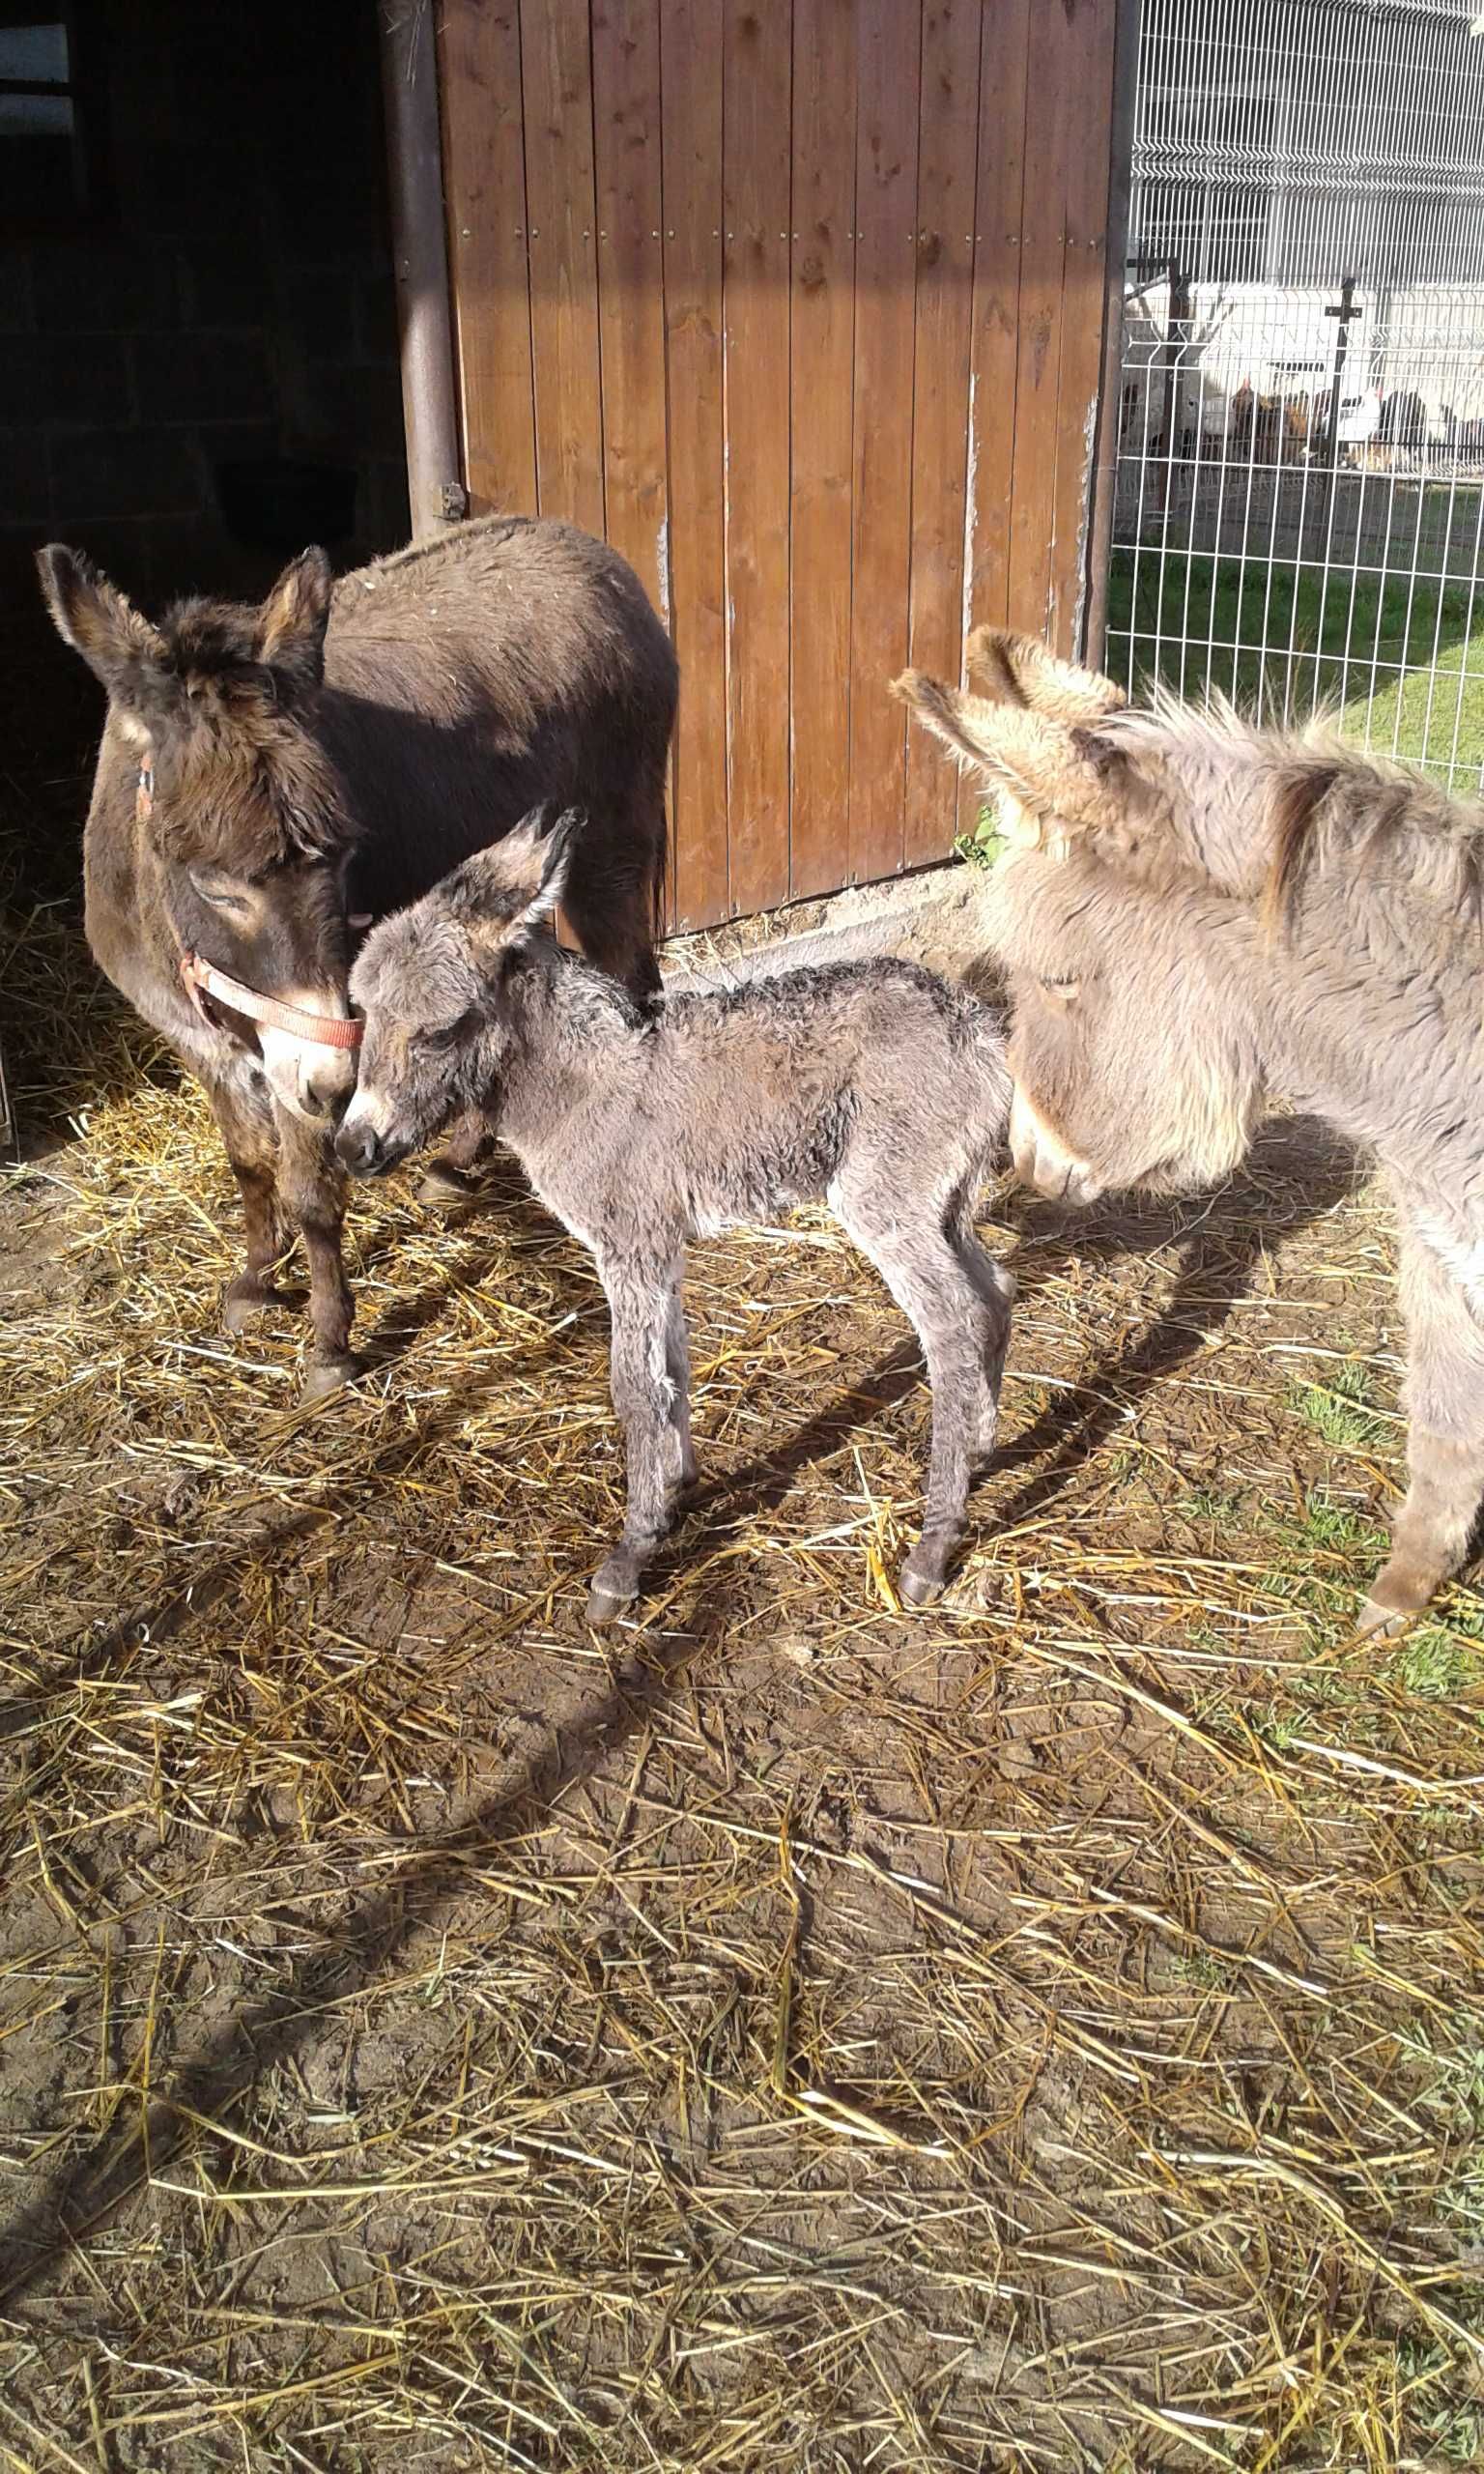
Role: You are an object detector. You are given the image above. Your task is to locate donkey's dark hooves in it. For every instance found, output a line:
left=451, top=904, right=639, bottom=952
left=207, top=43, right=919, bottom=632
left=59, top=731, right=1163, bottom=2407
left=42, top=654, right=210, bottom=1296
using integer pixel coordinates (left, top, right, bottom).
left=300, top=1353, right=363, bottom=1405
left=1355, top=1593, right=1419, bottom=1640
left=899, top=1560, right=947, bottom=1608
left=416, top=1162, right=481, bottom=1208
left=223, top=1279, right=295, bottom=1334
left=585, top=1581, right=637, bottom=1627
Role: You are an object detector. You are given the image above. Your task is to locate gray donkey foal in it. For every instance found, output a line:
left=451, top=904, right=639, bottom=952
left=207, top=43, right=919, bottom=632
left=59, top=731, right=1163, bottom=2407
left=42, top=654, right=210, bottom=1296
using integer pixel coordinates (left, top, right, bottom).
left=337, top=813, right=1014, bottom=1619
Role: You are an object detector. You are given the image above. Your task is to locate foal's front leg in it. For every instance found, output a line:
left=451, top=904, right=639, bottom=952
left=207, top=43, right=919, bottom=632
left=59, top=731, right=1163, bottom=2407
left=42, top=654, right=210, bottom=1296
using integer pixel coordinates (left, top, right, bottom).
left=272, top=1106, right=359, bottom=1401
left=1360, top=1223, right=1484, bottom=1632
left=587, top=1255, right=688, bottom=1625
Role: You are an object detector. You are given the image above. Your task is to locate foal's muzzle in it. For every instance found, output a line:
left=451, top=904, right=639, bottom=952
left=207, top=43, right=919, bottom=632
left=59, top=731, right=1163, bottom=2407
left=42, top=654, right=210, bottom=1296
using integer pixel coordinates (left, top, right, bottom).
left=335, top=1119, right=402, bottom=1179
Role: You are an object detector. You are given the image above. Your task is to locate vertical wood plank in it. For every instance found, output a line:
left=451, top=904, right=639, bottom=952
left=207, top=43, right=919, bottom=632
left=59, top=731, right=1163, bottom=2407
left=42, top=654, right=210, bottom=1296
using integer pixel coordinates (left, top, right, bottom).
left=662, top=0, right=728, bottom=929
left=1006, top=0, right=1077, bottom=638
left=903, top=0, right=983, bottom=865
left=592, top=0, right=670, bottom=620
left=846, top=0, right=922, bottom=886
left=723, top=1, right=793, bottom=917
left=965, top=0, right=1029, bottom=634
left=436, top=0, right=536, bottom=515
left=519, top=0, right=604, bottom=533
left=1046, top=0, right=1119, bottom=655
left=788, top=0, right=858, bottom=903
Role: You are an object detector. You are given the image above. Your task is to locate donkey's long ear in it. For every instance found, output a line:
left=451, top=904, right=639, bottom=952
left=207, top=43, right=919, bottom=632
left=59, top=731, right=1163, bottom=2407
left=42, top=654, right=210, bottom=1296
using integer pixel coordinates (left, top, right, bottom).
left=966, top=625, right=1127, bottom=723
left=256, top=547, right=333, bottom=697
left=37, top=545, right=168, bottom=713
left=448, top=807, right=580, bottom=941
left=892, top=668, right=1134, bottom=848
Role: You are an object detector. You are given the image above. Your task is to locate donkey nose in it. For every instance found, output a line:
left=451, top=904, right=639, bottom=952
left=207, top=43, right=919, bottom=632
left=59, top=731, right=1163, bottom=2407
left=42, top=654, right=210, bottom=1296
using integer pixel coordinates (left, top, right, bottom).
left=301, top=1050, right=357, bottom=1122
left=335, top=1117, right=384, bottom=1178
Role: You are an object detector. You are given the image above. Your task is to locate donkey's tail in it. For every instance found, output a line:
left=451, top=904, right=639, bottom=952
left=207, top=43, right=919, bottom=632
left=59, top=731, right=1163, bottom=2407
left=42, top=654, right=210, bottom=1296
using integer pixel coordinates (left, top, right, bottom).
left=651, top=795, right=670, bottom=944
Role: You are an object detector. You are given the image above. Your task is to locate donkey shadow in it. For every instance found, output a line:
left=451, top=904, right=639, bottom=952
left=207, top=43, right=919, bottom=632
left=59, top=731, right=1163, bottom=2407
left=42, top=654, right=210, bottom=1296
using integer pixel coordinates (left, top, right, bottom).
left=350, top=1150, right=605, bottom=1377
left=0, top=1115, right=1367, bottom=2307
left=984, top=1113, right=1365, bottom=1531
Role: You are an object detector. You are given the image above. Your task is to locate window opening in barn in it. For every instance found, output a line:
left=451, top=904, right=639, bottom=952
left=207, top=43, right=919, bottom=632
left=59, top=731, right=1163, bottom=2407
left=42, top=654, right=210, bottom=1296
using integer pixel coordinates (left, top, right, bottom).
left=0, top=7, right=92, bottom=221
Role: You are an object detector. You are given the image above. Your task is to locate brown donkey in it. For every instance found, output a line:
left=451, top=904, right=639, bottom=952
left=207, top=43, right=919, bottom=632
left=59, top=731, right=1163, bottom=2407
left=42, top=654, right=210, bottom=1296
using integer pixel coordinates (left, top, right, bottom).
left=899, top=624, right=1484, bottom=1634
left=40, top=516, right=677, bottom=1396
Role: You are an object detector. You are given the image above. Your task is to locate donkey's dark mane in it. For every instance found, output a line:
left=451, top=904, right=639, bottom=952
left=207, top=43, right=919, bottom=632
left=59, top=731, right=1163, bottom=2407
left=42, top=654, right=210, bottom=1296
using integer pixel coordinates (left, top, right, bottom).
left=1261, top=746, right=1484, bottom=935
left=153, top=706, right=357, bottom=873
left=138, top=592, right=357, bottom=872
left=1109, top=693, right=1484, bottom=932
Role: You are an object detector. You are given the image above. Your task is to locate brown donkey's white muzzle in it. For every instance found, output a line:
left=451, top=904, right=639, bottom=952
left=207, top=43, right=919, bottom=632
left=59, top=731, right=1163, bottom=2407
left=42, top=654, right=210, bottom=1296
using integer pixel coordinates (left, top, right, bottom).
left=1009, top=1086, right=1104, bottom=1207
left=259, top=1016, right=359, bottom=1124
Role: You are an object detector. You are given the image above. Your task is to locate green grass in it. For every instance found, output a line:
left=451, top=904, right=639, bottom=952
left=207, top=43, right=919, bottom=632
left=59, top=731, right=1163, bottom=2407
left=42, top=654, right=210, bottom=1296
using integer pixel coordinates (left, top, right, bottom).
left=1392, top=1625, right=1484, bottom=1701
left=1288, top=1357, right=1388, bottom=1452
left=955, top=806, right=1007, bottom=871
left=1107, top=546, right=1484, bottom=772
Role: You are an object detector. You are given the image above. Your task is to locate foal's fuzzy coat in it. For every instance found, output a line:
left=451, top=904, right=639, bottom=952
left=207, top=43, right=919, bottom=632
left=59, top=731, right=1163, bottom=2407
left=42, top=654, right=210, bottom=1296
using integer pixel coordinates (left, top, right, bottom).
left=338, top=814, right=1014, bottom=1617
left=899, top=624, right=1484, bottom=1632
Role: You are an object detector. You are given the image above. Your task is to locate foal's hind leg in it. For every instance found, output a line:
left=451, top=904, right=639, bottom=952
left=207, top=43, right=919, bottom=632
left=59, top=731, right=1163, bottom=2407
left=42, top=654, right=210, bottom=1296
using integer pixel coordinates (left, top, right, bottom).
left=952, top=1193, right=1016, bottom=1464
left=665, top=1280, right=699, bottom=1491
left=207, top=1072, right=293, bottom=1332
left=835, top=1180, right=1001, bottom=1605
left=587, top=1254, right=689, bottom=1623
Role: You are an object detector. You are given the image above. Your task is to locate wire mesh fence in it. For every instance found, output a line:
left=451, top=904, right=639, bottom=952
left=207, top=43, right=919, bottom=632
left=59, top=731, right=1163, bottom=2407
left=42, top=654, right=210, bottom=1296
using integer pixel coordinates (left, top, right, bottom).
left=1109, top=0, right=1484, bottom=786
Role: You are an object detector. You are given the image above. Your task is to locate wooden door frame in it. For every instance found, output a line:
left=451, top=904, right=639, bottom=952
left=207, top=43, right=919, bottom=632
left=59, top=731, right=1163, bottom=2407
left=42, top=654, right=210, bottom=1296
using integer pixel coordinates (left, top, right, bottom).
left=378, top=0, right=462, bottom=541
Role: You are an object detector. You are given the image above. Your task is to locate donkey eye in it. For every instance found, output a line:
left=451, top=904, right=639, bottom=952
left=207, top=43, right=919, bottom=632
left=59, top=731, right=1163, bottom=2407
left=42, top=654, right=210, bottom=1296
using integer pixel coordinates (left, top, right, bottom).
left=421, top=1015, right=471, bottom=1052
left=189, top=872, right=251, bottom=913
left=1039, top=973, right=1081, bottom=999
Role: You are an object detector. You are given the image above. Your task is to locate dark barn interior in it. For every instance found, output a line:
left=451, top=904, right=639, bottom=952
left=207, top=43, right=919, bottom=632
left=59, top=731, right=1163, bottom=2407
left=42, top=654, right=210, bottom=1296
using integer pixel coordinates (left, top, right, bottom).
left=1, top=0, right=407, bottom=833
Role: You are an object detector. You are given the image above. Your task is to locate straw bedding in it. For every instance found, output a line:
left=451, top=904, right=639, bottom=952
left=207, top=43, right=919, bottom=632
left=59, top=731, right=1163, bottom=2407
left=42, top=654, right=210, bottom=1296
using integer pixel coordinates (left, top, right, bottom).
left=2, top=844, right=1483, bottom=2471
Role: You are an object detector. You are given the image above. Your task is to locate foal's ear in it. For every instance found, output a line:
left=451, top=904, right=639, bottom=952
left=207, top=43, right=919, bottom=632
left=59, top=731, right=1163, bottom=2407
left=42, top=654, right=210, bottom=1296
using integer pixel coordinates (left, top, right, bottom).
left=452, top=807, right=581, bottom=943
left=892, top=668, right=1133, bottom=849
left=966, top=625, right=1127, bottom=724
left=256, top=547, right=333, bottom=697
left=36, top=545, right=167, bottom=706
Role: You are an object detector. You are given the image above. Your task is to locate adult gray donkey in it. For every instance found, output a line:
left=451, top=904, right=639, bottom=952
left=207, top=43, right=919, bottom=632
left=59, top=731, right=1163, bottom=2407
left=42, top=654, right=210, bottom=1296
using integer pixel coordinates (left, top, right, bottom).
left=899, top=624, right=1484, bottom=1635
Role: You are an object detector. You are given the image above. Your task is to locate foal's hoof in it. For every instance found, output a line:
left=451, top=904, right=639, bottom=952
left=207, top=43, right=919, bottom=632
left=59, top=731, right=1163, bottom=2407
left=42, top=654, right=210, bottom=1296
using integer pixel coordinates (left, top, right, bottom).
left=585, top=1579, right=638, bottom=1627
left=585, top=1554, right=642, bottom=1625
left=299, top=1352, right=362, bottom=1404
left=223, top=1277, right=293, bottom=1334
left=899, top=1553, right=948, bottom=1608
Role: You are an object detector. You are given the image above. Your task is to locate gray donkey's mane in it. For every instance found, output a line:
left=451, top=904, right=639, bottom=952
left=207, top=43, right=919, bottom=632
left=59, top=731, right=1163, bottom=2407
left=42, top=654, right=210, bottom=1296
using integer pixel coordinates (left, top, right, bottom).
left=1104, top=689, right=1484, bottom=933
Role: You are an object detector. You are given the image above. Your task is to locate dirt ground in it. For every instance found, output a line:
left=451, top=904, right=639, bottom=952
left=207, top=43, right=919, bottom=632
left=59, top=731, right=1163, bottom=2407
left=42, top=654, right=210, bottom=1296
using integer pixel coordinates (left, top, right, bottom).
left=3, top=859, right=1484, bottom=2472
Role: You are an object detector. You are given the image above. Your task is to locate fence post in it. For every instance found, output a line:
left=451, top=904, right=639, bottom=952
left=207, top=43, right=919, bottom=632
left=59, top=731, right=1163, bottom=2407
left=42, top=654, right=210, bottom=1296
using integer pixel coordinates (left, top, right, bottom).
left=1314, top=273, right=1361, bottom=553
left=1155, top=262, right=1191, bottom=532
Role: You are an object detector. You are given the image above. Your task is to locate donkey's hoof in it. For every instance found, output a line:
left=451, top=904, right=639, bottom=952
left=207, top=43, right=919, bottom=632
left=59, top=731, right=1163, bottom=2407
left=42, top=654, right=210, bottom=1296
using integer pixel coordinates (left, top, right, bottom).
left=1356, top=1593, right=1419, bottom=1640
left=899, top=1554, right=947, bottom=1608
left=300, top=1352, right=362, bottom=1404
left=416, top=1162, right=480, bottom=1208
left=223, top=1278, right=293, bottom=1334
left=585, top=1579, right=637, bottom=1627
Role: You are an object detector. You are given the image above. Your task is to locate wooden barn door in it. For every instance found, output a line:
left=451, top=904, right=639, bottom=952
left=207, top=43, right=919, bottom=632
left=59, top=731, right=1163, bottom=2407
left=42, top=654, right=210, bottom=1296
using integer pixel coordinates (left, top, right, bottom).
left=435, top=0, right=1125, bottom=930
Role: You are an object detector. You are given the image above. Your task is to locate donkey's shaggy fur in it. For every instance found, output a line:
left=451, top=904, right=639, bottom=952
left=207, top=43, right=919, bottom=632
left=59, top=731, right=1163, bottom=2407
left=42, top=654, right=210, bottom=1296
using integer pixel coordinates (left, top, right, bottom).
left=40, top=517, right=677, bottom=1397
left=338, top=814, right=1014, bottom=1618
left=899, top=630, right=1484, bottom=1632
